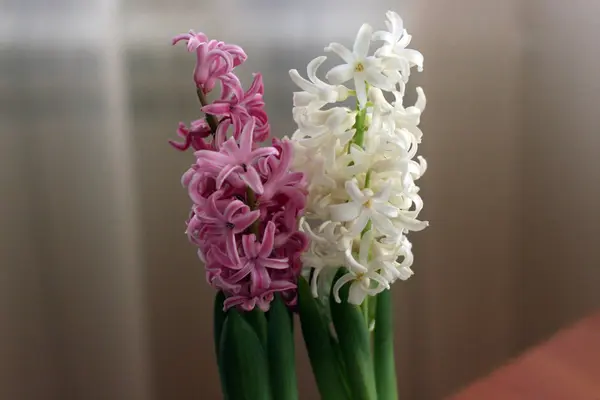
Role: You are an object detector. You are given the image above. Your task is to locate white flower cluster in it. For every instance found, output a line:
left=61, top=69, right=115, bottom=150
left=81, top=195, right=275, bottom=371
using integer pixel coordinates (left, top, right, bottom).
left=289, top=11, right=428, bottom=305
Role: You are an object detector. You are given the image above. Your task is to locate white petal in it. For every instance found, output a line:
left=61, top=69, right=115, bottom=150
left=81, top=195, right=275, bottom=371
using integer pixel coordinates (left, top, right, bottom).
left=365, top=68, right=393, bottom=90
left=345, top=247, right=368, bottom=273
left=307, top=56, right=327, bottom=83
left=292, top=91, right=316, bottom=107
left=375, top=202, right=399, bottom=218
left=371, top=212, right=398, bottom=236
left=386, top=11, right=404, bottom=38
left=365, top=272, right=391, bottom=292
left=325, top=43, right=354, bottom=64
left=326, top=64, right=354, bottom=85
left=395, top=214, right=429, bottom=231
left=417, top=156, right=427, bottom=174
left=397, top=266, right=414, bottom=280
left=289, top=69, right=314, bottom=92
left=415, top=87, right=426, bottom=111
left=310, top=266, right=323, bottom=297
left=373, top=183, right=393, bottom=202
left=396, top=48, right=424, bottom=71
left=397, top=31, right=412, bottom=48
left=372, top=30, right=393, bottom=43
left=353, top=23, right=373, bottom=58
left=355, top=77, right=368, bottom=108
left=345, top=179, right=366, bottom=203
left=329, top=201, right=361, bottom=222
left=359, top=230, right=373, bottom=263
left=325, top=108, right=352, bottom=130
left=333, top=273, right=356, bottom=303
left=369, top=86, right=388, bottom=107
left=351, top=211, right=370, bottom=236
left=348, top=282, right=369, bottom=305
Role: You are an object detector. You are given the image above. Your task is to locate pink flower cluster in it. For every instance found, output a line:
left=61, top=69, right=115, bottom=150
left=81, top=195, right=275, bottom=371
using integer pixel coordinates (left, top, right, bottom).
left=171, top=30, right=308, bottom=311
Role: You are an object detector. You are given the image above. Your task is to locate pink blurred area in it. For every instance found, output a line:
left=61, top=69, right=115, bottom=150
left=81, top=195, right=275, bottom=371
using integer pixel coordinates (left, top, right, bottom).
left=1, top=0, right=599, bottom=399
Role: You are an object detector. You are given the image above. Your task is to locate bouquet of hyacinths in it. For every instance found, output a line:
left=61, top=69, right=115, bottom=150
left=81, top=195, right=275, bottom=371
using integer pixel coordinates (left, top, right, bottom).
left=170, top=10, right=426, bottom=400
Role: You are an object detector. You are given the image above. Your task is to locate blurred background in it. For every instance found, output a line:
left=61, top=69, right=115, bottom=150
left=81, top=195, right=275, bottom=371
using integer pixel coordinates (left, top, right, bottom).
left=1, top=0, right=599, bottom=399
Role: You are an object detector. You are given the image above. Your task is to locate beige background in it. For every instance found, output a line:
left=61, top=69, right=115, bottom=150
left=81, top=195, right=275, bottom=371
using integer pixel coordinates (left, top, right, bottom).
left=1, top=0, right=599, bottom=399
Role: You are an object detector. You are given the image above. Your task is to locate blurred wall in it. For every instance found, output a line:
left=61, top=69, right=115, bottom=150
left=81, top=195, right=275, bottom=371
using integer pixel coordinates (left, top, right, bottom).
left=519, top=0, right=600, bottom=347
left=1, top=0, right=599, bottom=400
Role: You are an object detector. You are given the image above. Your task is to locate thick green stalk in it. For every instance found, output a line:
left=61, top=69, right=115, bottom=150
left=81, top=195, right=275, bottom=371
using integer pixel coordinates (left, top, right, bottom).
left=244, top=308, right=268, bottom=350
left=267, top=295, right=298, bottom=400
left=331, top=273, right=377, bottom=400
left=374, top=289, right=398, bottom=400
left=213, top=292, right=228, bottom=399
left=220, top=310, right=272, bottom=400
left=298, top=277, right=351, bottom=400
left=196, top=88, right=219, bottom=133
left=348, top=106, right=368, bottom=154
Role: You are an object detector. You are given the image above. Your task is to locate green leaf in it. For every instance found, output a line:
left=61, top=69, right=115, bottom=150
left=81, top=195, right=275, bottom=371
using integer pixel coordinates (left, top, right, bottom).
left=267, top=295, right=298, bottom=400
left=220, top=310, right=272, bottom=400
left=374, top=289, right=398, bottom=400
left=213, top=292, right=228, bottom=399
left=244, top=307, right=268, bottom=350
left=214, top=292, right=227, bottom=360
left=298, top=276, right=351, bottom=400
left=330, top=273, right=377, bottom=400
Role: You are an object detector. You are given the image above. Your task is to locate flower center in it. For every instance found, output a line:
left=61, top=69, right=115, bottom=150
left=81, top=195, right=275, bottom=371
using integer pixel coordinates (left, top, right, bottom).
left=241, top=163, right=248, bottom=172
left=225, top=222, right=235, bottom=229
left=354, top=62, right=365, bottom=72
left=363, top=199, right=373, bottom=209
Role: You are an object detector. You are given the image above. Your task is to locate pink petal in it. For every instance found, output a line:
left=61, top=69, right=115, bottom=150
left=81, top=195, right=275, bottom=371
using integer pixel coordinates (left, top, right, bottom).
left=250, top=146, right=278, bottom=161
left=231, top=209, right=260, bottom=233
left=250, top=266, right=271, bottom=294
left=216, top=164, right=239, bottom=189
left=208, top=245, right=239, bottom=269
left=258, top=221, right=276, bottom=258
left=194, top=149, right=231, bottom=165
left=260, top=258, right=289, bottom=270
left=220, top=137, right=240, bottom=156
left=247, top=73, right=265, bottom=96
left=227, top=261, right=254, bottom=283
left=223, top=200, right=246, bottom=220
left=203, top=101, right=232, bottom=116
left=224, top=295, right=255, bottom=311
left=242, top=234, right=259, bottom=258
left=238, top=119, right=255, bottom=153
left=211, top=275, right=242, bottom=293
left=172, top=33, right=190, bottom=45
left=207, top=192, right=224, bottom=219
left=220, top=73, right=244, bottom=101
left=225, top=232, right=238, bottom=259
left=267, top=279, right=297, bottom=291
left=240, top=167, right=264, bottom=194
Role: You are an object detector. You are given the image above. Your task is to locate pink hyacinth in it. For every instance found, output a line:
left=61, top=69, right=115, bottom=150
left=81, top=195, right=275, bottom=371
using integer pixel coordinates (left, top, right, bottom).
left=206, top=73, right=270, bottom=143
left=171, top=29, right=308, bottom=312
left=195, top=119, right=277, bottom=194
left=173, top=30, right=247, bottom=92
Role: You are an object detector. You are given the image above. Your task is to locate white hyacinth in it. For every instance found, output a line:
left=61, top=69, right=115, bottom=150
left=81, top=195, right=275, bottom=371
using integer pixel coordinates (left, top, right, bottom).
left=289, top=11, right=428, bottom=305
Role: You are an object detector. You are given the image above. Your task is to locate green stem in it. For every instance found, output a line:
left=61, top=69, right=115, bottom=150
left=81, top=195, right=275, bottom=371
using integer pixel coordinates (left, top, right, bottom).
left=348, top=107, right=368, bottom=154
left=364, top=169, right=372, bottom=189
left=267, top=295, right=298, bottom=400
left=331, top=272, right=377, bottom=400
left=244, top=307, right=268, bottom=350
left=213, top=292, right=228, bottom=399
left=196, top=88, right=219, bottom=133
left=361, top=296, right=370, bottom=326
left=374, top=289, right=398, bottom=400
